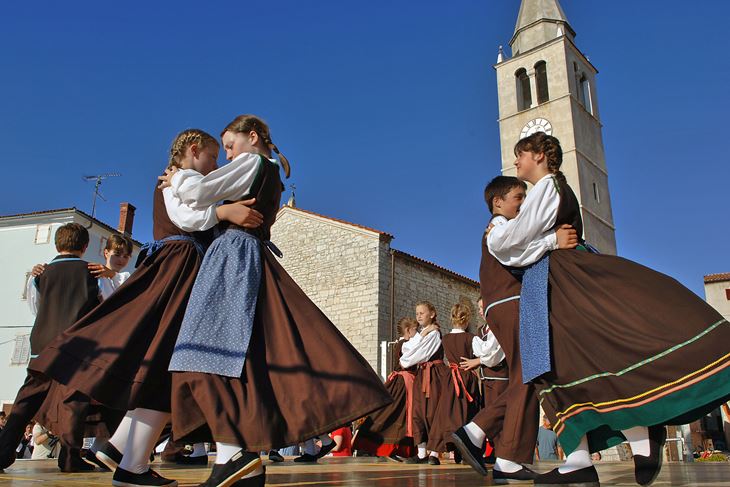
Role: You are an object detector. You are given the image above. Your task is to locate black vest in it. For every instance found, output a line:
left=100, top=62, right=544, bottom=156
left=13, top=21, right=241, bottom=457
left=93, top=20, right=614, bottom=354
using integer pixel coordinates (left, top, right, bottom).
left=30, top=254, right=100, bottom=355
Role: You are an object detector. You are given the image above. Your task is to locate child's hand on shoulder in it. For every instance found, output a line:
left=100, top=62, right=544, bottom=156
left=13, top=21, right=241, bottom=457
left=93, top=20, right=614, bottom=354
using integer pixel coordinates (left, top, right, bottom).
left=31, top=263, right=47, bottom=277
left=88, top=263, right=116, bottom=278
left=158, top=166, right=180, bottom=189
left=485, top=223, right=495, bottom=235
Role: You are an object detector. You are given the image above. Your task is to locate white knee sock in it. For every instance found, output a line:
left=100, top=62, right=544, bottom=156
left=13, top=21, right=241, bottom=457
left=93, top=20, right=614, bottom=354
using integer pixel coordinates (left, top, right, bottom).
left=622, top=426, right=650, bottom=457
left=494, top=457, right=522, bottom=473
left=190, top=442, right=207, bottom=458
left=118, top=408, right=170, bottom=474
left=215, top=442, right=243, bottom=465
left=318, top=434, right=333, bottom=446
left=108, top=413, right=134, bottom=453
left=464, top=422, right=486, bottom=447
left=429, top=451, right=439, bottom=458
left=558, top=435, right=593, bottom=474
left=417, top=442, right=427, bottom=459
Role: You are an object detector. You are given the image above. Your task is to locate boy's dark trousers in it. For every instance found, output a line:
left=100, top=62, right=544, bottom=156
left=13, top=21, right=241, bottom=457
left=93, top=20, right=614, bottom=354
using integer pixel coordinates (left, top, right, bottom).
left=0, top=368, right=91, bottom=471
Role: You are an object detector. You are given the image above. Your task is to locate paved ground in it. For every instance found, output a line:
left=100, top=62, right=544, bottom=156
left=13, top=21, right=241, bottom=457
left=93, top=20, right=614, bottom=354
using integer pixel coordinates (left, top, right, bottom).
left=1, top=456, right=729, bottom=486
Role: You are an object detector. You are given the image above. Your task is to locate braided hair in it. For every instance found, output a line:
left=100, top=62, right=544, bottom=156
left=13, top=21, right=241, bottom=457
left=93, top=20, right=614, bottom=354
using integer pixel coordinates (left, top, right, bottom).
left=221, top=114, right=291, bottom=178
left=514, top=131, right=566, bottom=183
left=168, top=129, right=219, bottom=169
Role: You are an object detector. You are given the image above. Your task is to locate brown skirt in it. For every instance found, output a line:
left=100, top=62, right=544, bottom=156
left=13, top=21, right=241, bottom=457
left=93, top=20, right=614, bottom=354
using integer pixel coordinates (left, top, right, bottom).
left=427, top=367, right=480, bottom=452
left=353, top=371, right=416, bottom=457
left=170, top=248, right=392, bottom=450
left=29, top=240, right=203, bottom=413
left=411, top=361, right=449, bottom=447
left=537, top=249, right=730, bottom=454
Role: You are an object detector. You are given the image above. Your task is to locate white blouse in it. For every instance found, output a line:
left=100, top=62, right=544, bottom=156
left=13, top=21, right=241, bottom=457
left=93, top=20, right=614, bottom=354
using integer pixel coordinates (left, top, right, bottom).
left=400, top=330, right=442, bottom=369
left=472, top=328, right=506, bottom=367
left=487, top=174, right=560, bottom=267
left=169, top=152, right=267, bottom=209
left=98, top=271, right=131, bottom=300
left=163, top=187, right=219, bottom=232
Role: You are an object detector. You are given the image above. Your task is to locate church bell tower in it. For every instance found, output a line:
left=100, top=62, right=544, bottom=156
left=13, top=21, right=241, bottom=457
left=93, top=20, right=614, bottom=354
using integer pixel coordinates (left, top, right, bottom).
left=495, top=0, right=617, bottom=254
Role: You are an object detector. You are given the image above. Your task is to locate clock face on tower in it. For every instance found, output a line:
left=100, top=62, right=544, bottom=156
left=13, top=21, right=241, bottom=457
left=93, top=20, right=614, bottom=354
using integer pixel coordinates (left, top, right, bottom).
left=520, top=118, right=553, bottom=139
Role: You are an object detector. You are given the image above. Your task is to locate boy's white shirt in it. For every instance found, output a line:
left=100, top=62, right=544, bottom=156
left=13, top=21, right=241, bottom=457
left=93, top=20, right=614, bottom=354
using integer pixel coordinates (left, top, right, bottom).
left=169, top=152, right=265, bottom=209
left=472, top=328, right=506, bottom=367
left=98, top=271, right=131, bottom=300
left=399, top=329, right=441, bottom=369
left=26, top=276, right=39, bottom=316
left=487, top=174, right=560, bottom=267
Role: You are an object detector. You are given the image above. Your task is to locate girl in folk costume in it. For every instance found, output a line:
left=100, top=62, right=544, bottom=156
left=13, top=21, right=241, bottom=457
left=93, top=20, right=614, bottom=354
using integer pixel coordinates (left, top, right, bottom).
left=161, top=115, right=392, bottom=487
left=428, top=304, right=482, bottom=459
left=487, top=132, right=730, bottom=486
left=401, top=301, right=449, bottom=465
left=28, top=129, right=260, bottom=487
left=353, top=317, right=419, bottom=459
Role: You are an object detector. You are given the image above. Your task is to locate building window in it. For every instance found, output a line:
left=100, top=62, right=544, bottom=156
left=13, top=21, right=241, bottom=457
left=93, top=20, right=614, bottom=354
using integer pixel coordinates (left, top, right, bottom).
left=21, top=272, right=32, bottom=300
left=99, top=235, right=108, bottom=257
left=592, top=182, right=600, bottom=203
left=516, top=68, right=532, bottom=111
left=726, top=289, right=730, bottom=300
left=535, top=61, right=550, bottom=104
left=34, top=224, right=51, bottom=244
left=579, top=74, right=593, bottom=114
left=10, top=335, right=31, bottom=366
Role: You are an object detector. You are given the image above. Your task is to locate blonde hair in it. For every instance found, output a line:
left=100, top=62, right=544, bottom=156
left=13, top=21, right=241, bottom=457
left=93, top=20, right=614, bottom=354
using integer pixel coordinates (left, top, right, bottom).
left=168, top=129, right=219, bottom=169
left=415, top=301, right=438, bottom=327
left=396, top=317, right=418, bottom=338
left=450, top=303, right=471, bottom=329
left=221, top=114, right=291, bottom=178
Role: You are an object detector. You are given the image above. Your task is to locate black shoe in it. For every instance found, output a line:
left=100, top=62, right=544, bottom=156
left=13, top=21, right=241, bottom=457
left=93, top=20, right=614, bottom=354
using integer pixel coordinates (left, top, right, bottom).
left=451, top=427, right=487, bottom=476
left=634, top=425, right=667, bottom=486
left=403, top=455, right=429, bottom=464
left=84, top=448, right=111, bottom=471
left=228, top=466, right=266, bottom=487
left=293, top=453, right=319, bottom=463
left=199, top=450, right=261, bottom=487
left=95, top=440, right=124, bottom=471
left=534, top=466, right=600, bottom=486
left=453, top=449, right=462, bottom=464
left=112, top=467, right=178, bottom=486
left=315, top=440, right=336, bottom=459
left=428, top=456, right=440, bottom=465
left=385, top=453, right=403, bottom=463
left=58, top=447, right=96, bottom=473
left=268, top=450, right=285, bottom=462
left=493, top=466, right=538, bottom=484
left=177, top=454, right=208, bottom=466
left=0, top=447, right=15, bottom=470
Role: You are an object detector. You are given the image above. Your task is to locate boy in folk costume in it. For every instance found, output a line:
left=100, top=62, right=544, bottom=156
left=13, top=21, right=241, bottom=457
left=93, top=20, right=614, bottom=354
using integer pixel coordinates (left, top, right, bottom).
left=451, top=175, right=578, bottom=482
left=0, top=223, right=102, bottom=473
left=24, top=130, right=260, bottom=487
left=483, top=132, right=730, bottom=486
left=161, top=115, right=391, bottom=487
left=353, top=317, right=419, bottom=459
left=427, top=304, right=482, bottom=460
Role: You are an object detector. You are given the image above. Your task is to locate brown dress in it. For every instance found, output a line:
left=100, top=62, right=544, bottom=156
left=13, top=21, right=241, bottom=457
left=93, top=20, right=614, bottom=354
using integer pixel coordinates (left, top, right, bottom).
left=29, top=183, right=213, bottom=413
left=410, top=336, right=449, bottom=448
left=353, top=339, right=417, bottom=457
left=428, top=331, right=481, bottom=452
left=534, top=177, right=730, bottom=455
left=170, top=157, right=392, bottom=450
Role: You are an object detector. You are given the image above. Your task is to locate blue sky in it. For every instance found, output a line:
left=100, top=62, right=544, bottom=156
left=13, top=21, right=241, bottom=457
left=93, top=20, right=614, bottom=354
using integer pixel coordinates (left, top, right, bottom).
left=1, top=1, right=728, bottom=296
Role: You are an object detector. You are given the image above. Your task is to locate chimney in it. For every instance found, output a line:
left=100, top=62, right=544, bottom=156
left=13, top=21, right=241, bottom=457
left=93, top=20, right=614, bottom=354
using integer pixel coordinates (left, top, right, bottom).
left=118, top=202, right=136, bottom=236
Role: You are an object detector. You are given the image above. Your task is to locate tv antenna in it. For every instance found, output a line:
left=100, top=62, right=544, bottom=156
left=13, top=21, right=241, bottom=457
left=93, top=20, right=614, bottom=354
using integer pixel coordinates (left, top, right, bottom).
left=82, top=172, right=121, bottom=219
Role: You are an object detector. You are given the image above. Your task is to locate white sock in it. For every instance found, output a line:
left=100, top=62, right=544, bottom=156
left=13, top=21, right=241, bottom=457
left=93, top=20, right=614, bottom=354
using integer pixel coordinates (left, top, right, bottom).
left=118, top=408, right=170, bottom=474
left=429, top=451, right=439, bottom=458
left=215, top=442, right=243, bottom=465
left=464, top=422, right=486, bottom=447
left=318, top=434, right=333, bottom=446
left=558, top=435, right=593, bottom=474
left=494, top=457, right=522, bottom=473
left=418, top=443, right=427, bottom=459
left=623, top=426, right=650, bottom=457
left=108, top=413, right=134, bottom=453
left=190, top=442, right=207, bottom=458
left=303, top=439, right=317, bottom=456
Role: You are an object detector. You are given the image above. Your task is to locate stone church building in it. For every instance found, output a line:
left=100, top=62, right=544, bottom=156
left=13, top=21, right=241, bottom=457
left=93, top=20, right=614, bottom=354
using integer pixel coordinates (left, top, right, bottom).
left=270, top=205, right=481, bottom=378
